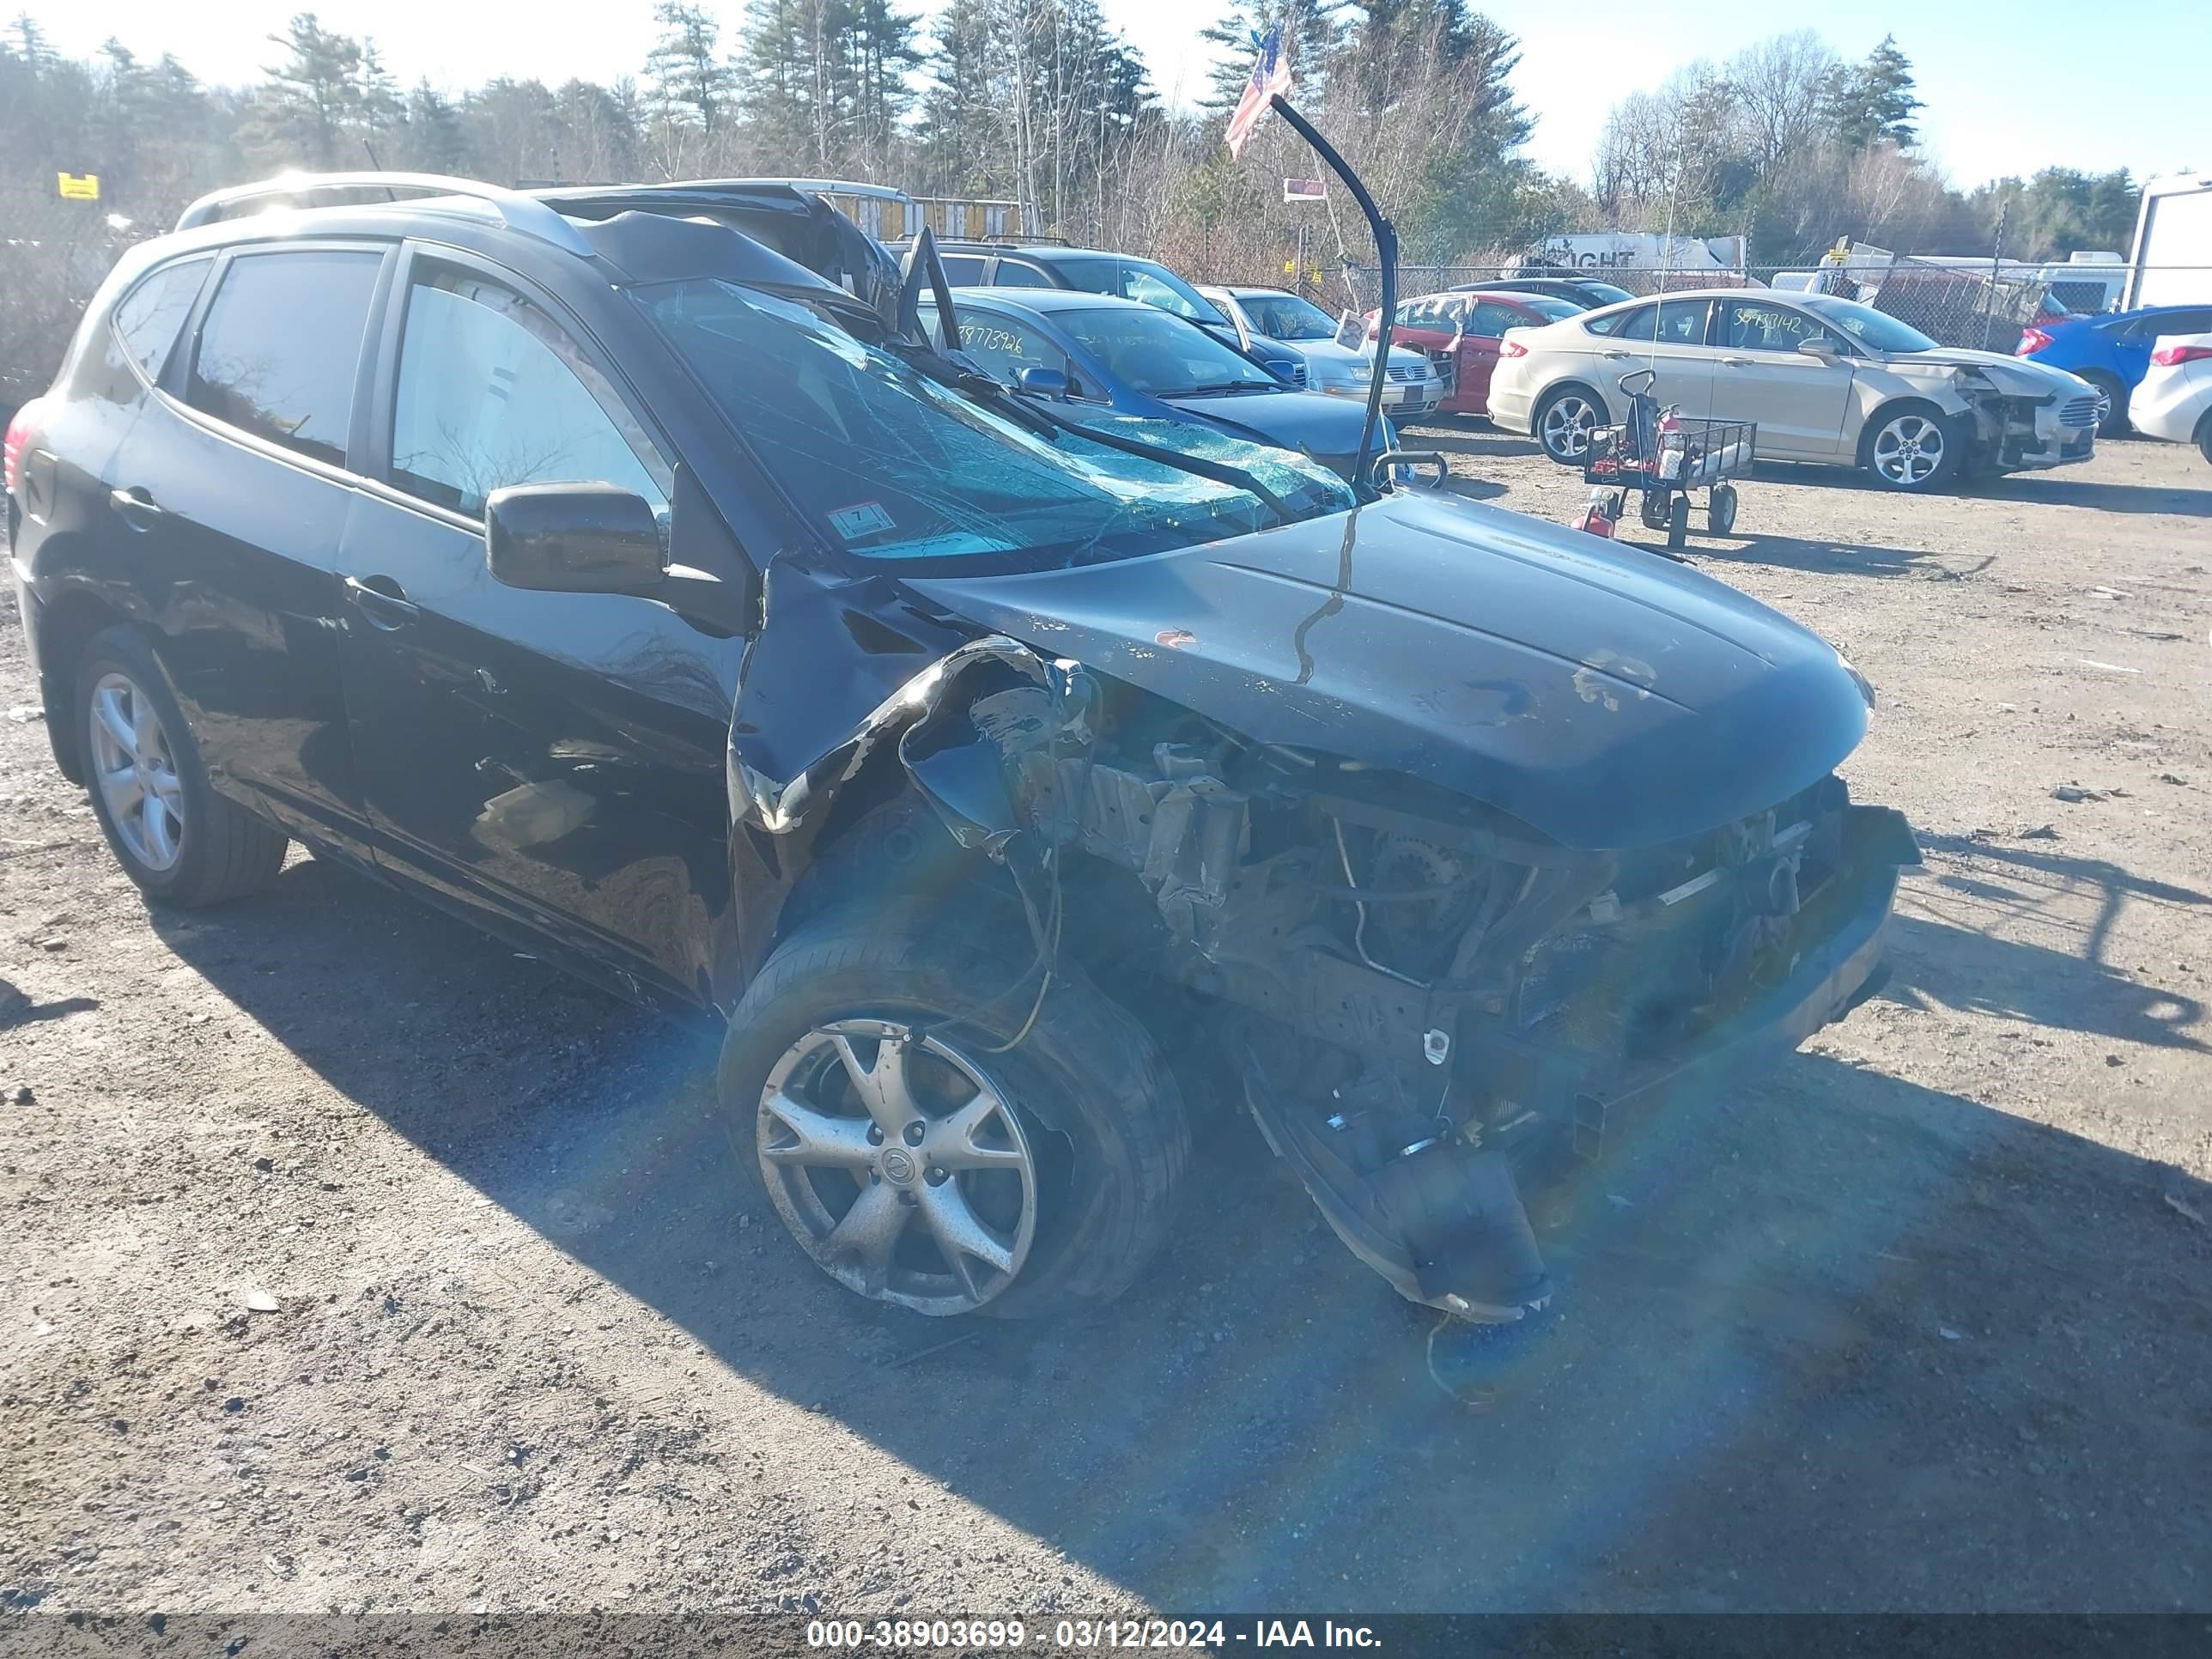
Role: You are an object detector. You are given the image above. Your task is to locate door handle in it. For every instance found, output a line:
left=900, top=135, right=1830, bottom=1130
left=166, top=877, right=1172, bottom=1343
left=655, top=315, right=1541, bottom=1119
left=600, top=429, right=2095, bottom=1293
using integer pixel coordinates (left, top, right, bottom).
left=1720, top=356, right=1753, bottom=368
left=109, top=487, right=164, bottom=531
left=343, top=575, right=422, bottom=629
left=1601, top=349, right=1630, bottom=360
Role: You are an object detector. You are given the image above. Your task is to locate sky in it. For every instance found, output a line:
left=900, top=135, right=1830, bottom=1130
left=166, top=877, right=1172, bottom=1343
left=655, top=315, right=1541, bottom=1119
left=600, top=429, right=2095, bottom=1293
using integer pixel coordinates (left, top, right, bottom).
left=31, top=0, right=2204, bottom=191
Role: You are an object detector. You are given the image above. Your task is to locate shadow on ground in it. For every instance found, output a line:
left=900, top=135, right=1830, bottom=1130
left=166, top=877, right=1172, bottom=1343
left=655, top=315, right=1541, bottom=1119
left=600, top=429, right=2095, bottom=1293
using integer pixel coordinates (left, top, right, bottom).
left=1740, top=459, right=2212, bottom=518
left=149, top=854, right=2212, bottom=1612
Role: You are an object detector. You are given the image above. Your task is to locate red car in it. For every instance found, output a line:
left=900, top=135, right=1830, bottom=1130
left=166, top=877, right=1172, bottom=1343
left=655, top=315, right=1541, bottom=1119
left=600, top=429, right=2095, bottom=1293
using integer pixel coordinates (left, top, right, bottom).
left=1368, top=289, right=1585, bottom=417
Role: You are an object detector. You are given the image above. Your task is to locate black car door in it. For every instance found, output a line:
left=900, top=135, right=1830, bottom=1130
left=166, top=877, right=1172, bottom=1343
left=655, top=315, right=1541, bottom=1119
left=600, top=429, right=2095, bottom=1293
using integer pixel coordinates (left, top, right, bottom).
left=101, top=244, right=391, bottom=861
left=335, top=244, right=742, bottom=1009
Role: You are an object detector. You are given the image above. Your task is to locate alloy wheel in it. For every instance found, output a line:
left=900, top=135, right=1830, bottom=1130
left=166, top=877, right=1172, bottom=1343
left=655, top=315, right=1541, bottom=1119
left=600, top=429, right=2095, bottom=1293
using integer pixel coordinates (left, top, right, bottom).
left=757, top=1018, right=1039, bottom=1316
left=1540, top=394, right=1597, bottom=460
left=1871, top=413, right=1946, bottom=486
left=88, top=672, right=185, bottom=872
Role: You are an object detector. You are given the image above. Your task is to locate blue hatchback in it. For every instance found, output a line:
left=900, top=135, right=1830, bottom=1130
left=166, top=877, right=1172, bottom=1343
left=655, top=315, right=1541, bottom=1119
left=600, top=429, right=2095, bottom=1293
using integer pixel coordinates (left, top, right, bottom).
left=2017, top=301, right=2212, bottom=434
left=919, top=288, right=1397, bottom=483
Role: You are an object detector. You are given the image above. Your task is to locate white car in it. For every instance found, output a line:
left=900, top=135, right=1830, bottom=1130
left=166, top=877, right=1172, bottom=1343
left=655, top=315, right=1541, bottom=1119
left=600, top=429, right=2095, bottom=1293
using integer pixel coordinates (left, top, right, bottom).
left=1487, top=289, right=2100, bottom=491
left=1200, top=285, right=1445, bottom=416
left=2127, top=333, right=2212, bottom=463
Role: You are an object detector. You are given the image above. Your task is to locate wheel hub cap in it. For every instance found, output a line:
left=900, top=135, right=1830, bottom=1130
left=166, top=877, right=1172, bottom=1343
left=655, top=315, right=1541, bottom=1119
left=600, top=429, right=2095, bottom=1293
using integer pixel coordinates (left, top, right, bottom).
left=757, top=1018, right=1040, bottom=1316
left=88, top=672, right=185, bottom=872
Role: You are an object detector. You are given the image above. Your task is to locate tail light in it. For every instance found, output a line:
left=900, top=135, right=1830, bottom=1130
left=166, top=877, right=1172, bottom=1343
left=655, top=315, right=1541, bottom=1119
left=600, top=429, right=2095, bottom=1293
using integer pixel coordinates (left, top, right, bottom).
left=1499, top=337, right=1529, bottom=358
left=2016, top=326, right=2053, bottom=356
left=2150, top=343, right=2212, bottom=368
left=3, top=398, right=40, bottom=497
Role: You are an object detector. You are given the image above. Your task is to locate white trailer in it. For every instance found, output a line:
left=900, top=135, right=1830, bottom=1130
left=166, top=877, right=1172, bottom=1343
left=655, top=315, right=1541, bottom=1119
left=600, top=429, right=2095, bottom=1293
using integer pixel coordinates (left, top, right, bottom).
left=2127, top=173, right=2212, bottom=307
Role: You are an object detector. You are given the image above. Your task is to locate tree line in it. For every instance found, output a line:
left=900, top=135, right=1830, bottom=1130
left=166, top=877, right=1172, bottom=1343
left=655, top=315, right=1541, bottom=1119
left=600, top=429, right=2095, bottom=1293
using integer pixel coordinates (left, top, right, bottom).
left=0, top=8, right=2153, bottom=403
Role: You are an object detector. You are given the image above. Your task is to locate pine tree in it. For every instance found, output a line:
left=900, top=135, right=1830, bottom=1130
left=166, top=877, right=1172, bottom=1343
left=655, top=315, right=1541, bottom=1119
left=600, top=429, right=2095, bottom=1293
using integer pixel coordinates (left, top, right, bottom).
left=402, top=81, right=465, bottom=173
left=252, top=14, right=382, bottom=167
left=1823, top=33, right=1920, bottom=150
left=647, top=2, right=738, bottom=137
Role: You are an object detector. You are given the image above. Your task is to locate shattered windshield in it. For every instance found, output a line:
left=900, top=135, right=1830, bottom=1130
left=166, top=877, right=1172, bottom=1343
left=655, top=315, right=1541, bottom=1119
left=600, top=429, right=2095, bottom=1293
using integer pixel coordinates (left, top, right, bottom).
left=635, top=278, right=1350, bottom=568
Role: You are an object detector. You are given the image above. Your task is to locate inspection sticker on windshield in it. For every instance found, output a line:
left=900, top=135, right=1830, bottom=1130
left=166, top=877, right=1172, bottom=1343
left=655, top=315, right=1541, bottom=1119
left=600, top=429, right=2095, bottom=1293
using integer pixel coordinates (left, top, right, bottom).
left=827, top=501, right=896, bottom=542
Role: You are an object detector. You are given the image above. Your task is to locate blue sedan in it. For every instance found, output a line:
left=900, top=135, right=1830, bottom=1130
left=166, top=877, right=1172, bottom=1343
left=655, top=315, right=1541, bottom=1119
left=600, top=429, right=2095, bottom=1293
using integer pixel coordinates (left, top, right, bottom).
left=918, top=288, right=1397, bottom=483
left=2017, top=301, right=2212, bottom=435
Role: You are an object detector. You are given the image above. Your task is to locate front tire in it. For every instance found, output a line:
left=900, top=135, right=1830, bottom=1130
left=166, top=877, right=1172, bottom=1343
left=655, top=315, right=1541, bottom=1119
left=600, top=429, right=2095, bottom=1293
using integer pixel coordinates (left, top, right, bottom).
left=719, top=923, right=1190, bottom=1318
left=76, top=626, right=288, bottom=907
left=1533, top=384, right=1604, bottom=465
left=1861, top=402, right=1961, bottom=492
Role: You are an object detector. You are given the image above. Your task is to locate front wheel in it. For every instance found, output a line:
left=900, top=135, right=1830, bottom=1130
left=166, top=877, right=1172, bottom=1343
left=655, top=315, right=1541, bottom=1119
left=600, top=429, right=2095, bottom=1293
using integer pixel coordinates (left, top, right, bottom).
left=719, top=923, right=1191, bottom=1318
left=1862, top=404, right=1961, bottom=492
left=76, top=625, right=288, bottom=907
left=1707, top=483, right=1739, bottom=536
left=1533, top=386, right=1603, bottom=465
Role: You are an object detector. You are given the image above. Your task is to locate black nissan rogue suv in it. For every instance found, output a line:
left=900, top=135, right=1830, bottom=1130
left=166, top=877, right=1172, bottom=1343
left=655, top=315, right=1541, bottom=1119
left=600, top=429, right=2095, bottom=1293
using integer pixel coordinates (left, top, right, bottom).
left=6, top=173, right=1917, bottom=1327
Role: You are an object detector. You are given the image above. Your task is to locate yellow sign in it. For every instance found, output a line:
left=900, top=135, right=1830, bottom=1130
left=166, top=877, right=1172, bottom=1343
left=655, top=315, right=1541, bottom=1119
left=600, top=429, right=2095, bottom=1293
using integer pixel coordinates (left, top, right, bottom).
left=58, top=172, right=100, bottom=201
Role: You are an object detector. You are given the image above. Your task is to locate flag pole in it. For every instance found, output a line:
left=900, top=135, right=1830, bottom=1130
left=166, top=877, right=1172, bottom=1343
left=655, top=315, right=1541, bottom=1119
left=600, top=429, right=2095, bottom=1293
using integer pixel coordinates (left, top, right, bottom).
left=1267, top=94, right=1395, bottom=491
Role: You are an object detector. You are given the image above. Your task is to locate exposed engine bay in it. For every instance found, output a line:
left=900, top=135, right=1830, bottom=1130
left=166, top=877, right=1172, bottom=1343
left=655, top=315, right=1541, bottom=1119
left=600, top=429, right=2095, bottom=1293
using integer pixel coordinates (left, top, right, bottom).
left=886, top=641, right=1917, bottom=1320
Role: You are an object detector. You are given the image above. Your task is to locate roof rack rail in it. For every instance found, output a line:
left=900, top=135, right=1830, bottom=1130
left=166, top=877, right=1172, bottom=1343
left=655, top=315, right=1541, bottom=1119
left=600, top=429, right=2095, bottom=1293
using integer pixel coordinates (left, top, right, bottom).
left=174, top=172, right=594, bottom=258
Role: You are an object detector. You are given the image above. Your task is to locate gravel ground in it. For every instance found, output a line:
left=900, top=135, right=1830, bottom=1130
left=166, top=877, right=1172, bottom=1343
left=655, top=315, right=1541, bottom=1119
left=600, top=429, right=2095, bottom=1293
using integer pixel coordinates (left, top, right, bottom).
left=3, top=434, right=2209, bottom=1618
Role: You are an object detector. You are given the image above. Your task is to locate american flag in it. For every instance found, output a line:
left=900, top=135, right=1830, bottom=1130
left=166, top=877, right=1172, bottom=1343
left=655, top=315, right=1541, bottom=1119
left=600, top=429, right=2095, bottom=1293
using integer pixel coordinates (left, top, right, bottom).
left=1224, top=27, right=1291, bottom=158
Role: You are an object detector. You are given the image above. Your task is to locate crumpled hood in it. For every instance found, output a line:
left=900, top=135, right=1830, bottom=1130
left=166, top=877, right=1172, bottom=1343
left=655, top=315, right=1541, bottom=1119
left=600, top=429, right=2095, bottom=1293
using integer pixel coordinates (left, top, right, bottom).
left=904, top=490, right=1872, bottom=852
left=1886, top=347, right=2092, bottom=398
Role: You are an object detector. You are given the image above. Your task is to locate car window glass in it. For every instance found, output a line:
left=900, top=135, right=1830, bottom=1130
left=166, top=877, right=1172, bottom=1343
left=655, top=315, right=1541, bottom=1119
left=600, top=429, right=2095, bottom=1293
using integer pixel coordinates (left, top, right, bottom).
left=113, top=258, right=212, bottom=386
left=1723, top=301, right=1830, bottom=353
left=1468, top=301, right=1522, bottom=337
left=939, top=255, right=988, bottom=284
left=1655, top=298, right=1711, bottom=344
left=991, top=262, right=1054, bottom=289
left=1603, top=305, right=1655, bottom=341
left=1121, top=267, right=1197, bottom=317
left=1054, top=306, right=1272, bottom=396
left=389, top=263, right=669, bottom=519
left=2148, top=309, right=2212, bottom=337
left=950, top=312, right=1065, bottom=385
left=186, top=250, right=382, bottom=466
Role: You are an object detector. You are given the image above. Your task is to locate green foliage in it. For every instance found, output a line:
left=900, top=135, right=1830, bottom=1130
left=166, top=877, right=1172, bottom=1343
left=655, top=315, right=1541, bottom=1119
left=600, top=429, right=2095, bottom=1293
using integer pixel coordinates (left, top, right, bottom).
left=1822, top=33, right=1921, bottom=151
left=1967, top=168, right=2142, bottom=261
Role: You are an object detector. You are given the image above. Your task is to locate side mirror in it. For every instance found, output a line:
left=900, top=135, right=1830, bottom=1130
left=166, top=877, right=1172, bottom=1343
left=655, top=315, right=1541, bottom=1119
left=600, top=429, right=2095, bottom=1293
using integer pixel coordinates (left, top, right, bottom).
left=1797, top=337, right=1840, bottom=363
left=487, top=482, right=665, bottom=595
left=1016, top=365, right=1069, bottom=400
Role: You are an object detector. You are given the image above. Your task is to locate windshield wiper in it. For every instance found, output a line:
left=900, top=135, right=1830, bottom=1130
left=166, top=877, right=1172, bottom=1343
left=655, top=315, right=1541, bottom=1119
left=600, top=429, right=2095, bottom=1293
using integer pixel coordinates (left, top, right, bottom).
left=1182, top=380, right=1273, bottom=395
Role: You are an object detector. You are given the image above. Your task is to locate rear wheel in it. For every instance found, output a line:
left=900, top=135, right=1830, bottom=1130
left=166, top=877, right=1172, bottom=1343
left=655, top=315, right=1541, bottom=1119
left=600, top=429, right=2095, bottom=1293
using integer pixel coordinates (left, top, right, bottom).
left=2075, top=369, right=2126, bottom=438
left=75, top=626, right=288, bottom=907
left=720, top=922, right=1190, bottom=1318
left=1862, top=403, right=1961, bottom=492
left=2196, top=410, right=2212, bottom=466
left=1668, top=492, right=1691, bottom=549
left=1533, top=385, right=1603, bottom=465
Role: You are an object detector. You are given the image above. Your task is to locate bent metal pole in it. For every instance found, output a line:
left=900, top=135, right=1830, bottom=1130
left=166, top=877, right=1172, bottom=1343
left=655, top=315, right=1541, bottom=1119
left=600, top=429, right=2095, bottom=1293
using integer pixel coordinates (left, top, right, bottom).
left=1268, top=94, right=1398, bottom=493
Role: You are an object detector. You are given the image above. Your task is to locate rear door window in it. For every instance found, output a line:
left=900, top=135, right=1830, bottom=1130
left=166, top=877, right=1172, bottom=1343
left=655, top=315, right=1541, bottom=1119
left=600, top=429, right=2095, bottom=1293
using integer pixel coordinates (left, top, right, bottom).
left=387, top=260, right=669, bottom=519
left=1589, top=305, right=1650, bottom=339
left=991, top=261, right=1054, bottom=289
left=1468, top=301, right=1524, bottom=337
left=112, top=258, right=213, bottom=386
left=939, top=255, right=988, bottom=284
left=186, top=250, right=382, bottom=467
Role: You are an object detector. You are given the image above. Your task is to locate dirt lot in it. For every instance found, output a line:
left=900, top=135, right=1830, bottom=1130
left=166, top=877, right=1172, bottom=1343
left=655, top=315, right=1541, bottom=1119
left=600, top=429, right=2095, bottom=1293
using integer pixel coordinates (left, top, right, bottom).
left=4, top=434, right=2209, bottom=1618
